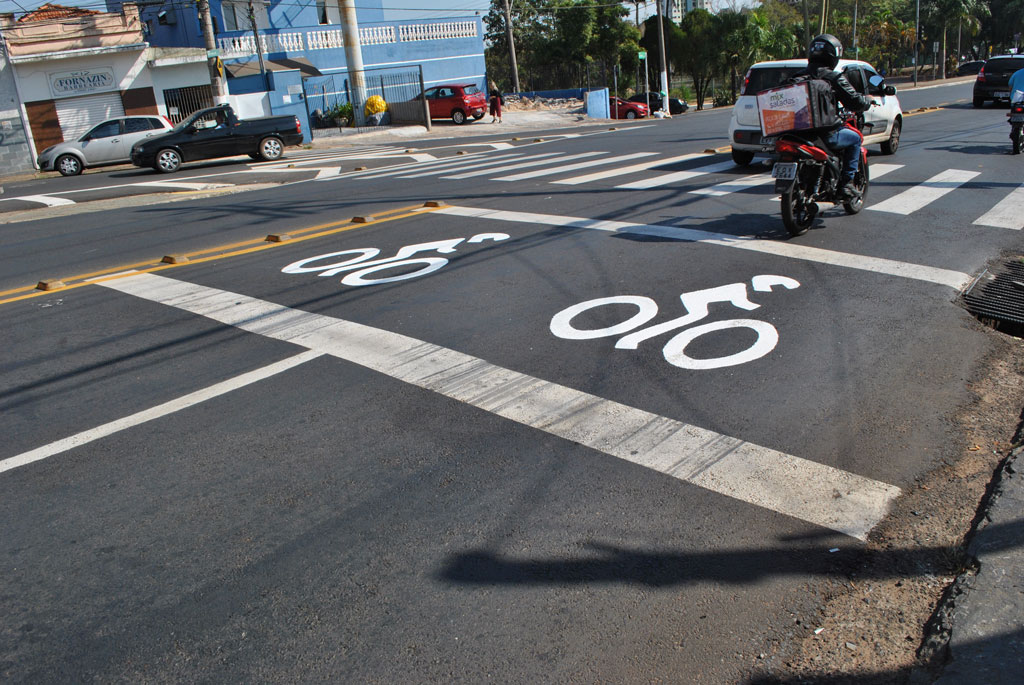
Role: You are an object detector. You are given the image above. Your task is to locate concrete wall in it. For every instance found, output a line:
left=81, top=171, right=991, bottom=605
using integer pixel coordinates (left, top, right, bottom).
left=0, top=47, right=33, bottom=175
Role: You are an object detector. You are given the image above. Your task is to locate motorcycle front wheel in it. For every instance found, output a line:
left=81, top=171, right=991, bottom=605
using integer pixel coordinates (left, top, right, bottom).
left=843, top=161, right=870, bottom=215
left=780, top=164, right=817, bottom=237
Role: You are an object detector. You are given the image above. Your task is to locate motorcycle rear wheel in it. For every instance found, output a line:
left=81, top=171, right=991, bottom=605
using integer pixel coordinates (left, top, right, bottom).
left=1012, top=124, right=1022, bottom=155
left=780, top=165, right=817, bottom=237
left=843, top=161, right=870, bottom=215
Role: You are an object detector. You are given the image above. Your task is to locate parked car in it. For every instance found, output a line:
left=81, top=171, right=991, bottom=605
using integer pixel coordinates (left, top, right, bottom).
left=37, top=115, right=173, bottom=176
left=416, top=84, right=487, bottom=124
left=727, top=58, right=903, bottom=166
left=131, top=104, right=303, bottom=173
left=609, top=96, right=649, bottom=119
left=628, top=91, right=689, bottom=114
left=956, top=60, right=985, bottom=76
left=973, top=55, right=1024, bottom=106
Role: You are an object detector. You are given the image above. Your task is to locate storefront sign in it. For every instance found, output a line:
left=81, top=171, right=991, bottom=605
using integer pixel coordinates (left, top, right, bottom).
left=48, top=67, right=116, bottom=98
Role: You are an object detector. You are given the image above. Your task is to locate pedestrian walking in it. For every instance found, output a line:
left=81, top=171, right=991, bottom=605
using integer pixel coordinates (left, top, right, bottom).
left=489, top=84, right=504, bottom=124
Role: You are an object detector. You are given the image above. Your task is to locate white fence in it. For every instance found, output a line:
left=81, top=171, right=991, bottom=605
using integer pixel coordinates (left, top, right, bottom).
left=219, top=21, right=476, bottom=59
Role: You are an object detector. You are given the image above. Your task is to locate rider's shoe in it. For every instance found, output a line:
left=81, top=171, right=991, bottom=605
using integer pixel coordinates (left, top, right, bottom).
left=837, top=179, right=858, bottom=200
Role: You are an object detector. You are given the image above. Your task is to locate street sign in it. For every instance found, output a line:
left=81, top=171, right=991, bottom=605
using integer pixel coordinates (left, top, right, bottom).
left=933, top=41, right=939, bottom=53
left=638, top=50, right=647, bottom=60
left=207, top=48, right=220, bottom=58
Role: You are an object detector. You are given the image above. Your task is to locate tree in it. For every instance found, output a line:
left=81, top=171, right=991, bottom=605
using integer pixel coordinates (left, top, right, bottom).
left=676, top=9, right=720, bottom=110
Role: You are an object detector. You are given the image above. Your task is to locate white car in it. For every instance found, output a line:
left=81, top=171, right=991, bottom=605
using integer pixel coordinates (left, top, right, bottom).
left=727, top=58, right=902, bottom=166
left=37, top=115, right=173, bottom=176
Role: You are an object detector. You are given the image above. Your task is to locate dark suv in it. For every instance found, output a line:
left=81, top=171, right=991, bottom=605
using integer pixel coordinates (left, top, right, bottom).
left=973, top=55, right=1024, bottom=107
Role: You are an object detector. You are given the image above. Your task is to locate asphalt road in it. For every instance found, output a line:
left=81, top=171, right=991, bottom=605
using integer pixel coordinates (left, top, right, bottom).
left=1, top=80, right=1019, bottom=682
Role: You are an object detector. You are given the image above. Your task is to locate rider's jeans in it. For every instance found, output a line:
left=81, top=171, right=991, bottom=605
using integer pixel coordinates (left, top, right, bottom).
left=827, top=126, right=861, bottom=184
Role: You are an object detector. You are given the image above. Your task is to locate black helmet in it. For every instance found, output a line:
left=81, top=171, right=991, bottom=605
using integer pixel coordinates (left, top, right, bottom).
left=808, top=33, right=843, bottom=69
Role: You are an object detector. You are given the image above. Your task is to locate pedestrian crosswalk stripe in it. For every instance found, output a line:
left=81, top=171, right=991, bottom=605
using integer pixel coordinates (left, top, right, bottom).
left=441, top=152, right=601, bottom=179
left=552, top=152, right=714, bottom=185
left=400, top=152, right=561, bottom=179
left=95, top=272, right=903, bottom=540
left=867, top=169, right=980, bottom=215
left=615, top=160, right=737, bottom=189
left=972, top=184, right=1024, bottom=229
left=689, top=171, right=773, bottom=196
left=433, top=205, right=971, bottom=290
left=493, top=152, right=657, bottom=181
left=865, top=163, right=903, bottom=180
left=354, top=151, right=524, bottom=179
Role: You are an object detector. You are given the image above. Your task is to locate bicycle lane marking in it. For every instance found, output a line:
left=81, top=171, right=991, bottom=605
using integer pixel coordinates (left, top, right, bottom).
left=432, top=206, right=970, bottom=290
left=83, top=271, right=900, bottom=541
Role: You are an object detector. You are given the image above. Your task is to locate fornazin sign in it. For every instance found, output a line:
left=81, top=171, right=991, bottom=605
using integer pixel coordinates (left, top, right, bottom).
left=48, top=67, right=116, bottom=97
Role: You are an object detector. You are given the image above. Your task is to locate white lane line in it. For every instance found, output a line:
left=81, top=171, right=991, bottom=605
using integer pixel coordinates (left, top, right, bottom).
left=690, top=172, right=774, bottom=196
left=973, top=184, right=1024, bottom=229
left=399, top=152, right=557, bottom=179
left=441, top=152, right=602, bottom=179
left=552, top=152, right=713, bottom=186
left=15, top=194, right=75, bottom=207
left=614, top=160, right=737, bottom=189
left=867, top=169, right=979, bottom=215
left=0, top=350, right=324, bottom=475
left=95, top=272, right=901, bottom=540
left=133, top=181, right=233, bottom=191
left=493, top=152, right=657, bottom=181
left=434, top=205, right=971, bottom=290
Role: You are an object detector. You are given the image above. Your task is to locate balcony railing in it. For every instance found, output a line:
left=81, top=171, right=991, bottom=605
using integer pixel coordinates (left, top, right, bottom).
left=218, top=20, right=477, bottom=59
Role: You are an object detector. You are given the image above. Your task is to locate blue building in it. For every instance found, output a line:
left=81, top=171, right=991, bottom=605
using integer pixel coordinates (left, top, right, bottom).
left=106, top=0, right=487, bottom=137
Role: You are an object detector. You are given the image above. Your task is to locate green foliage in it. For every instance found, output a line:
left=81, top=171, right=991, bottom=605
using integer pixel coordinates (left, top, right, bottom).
left=328, top=102, right=353, bottom=121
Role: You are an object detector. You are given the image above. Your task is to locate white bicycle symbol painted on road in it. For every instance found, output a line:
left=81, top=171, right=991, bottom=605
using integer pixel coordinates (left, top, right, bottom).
left=281, top=233, right=511, bottom=286
left=550, top=275, right=801, bottom=370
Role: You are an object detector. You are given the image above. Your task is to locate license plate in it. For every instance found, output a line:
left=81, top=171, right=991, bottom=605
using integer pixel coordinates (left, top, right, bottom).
left=760, top=135, right=776, bottom=151
left=772, top=162, right=797, bottom=180
left=996, top=91, right=1010, bottom=98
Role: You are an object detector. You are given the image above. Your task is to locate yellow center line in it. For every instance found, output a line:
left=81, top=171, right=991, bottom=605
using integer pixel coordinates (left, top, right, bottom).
left=0, top=204, right=438, bottom=306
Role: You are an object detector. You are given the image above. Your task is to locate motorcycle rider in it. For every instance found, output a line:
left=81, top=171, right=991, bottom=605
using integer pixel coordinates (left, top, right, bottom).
left=792, top=34, right=873, bottom=199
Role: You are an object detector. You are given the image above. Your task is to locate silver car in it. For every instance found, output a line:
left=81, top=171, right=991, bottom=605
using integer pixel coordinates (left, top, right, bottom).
left=37, top=115, right=173, bottom=176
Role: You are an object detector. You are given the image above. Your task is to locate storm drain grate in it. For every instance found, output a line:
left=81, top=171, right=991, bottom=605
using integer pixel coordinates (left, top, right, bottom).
left=962, top=258, right=1024, bottom=332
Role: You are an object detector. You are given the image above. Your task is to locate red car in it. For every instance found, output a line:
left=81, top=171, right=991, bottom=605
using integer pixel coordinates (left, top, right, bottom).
left=420, top=84, right=488, bottom=124
left=610, top=97, right=648, bottom=119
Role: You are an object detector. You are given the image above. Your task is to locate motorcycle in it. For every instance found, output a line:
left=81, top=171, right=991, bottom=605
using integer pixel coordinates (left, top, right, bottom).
left=771, top=112, right=869, bottom=237
left=1009, top=100, right=1024, bottom=154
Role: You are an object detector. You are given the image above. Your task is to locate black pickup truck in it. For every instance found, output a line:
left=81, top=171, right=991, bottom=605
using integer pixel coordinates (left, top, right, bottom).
left=131, top=104, right=303, bottom=173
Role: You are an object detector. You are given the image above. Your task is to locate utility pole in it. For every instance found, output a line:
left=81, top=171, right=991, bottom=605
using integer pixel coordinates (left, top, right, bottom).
left=914, top=0, right=920, bottom=87
left=655, top=0, right=668, bottom=113
left=852, top=0, right=858, bottom=60
left=247, top=0, right=269, bottom=91
left=340, top=0, right=367, bottom=126
left=197, top=0, right=228, bottom=101
left=800, top=0, right=811, bottom=49
left=501, top=0, right=519, bottom=93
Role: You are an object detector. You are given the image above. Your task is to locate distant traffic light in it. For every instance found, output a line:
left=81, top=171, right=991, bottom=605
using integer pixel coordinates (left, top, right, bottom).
left=918, top=25, right=925, bottom=42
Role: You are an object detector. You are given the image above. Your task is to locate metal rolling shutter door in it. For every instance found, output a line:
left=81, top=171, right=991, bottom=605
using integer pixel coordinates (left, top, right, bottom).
left=55, top=92, right=126, bottom=140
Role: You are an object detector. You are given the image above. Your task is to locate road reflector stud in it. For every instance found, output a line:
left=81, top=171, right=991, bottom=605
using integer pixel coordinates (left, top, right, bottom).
left=512, top=137, right=520, bottom=141
left=266, top=234, right=291, bottom=243
left=704, top=148, right=717, bottom=153
left=609, top=127, right=617, bottom=131
left=288, top=164, right=295, bottom=168
left=457, top=151, right=467, bottom=155
left=534, top=138, right=545, bottom=142
left=351, top=216, right=374, bottom=223
left=423, top=201, right=447, bottom=208
left=161, top=255, right=188, bottom=264
left=355, top=166, right=367, bottom=171
left=405, top=149, right=415, bottom=153
left=36, top=279, right=65, bottom=291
